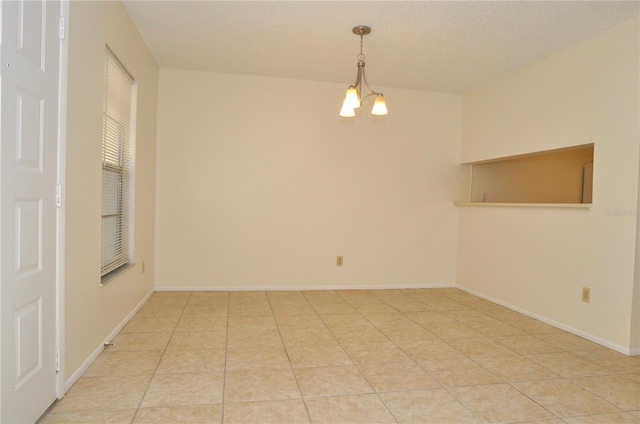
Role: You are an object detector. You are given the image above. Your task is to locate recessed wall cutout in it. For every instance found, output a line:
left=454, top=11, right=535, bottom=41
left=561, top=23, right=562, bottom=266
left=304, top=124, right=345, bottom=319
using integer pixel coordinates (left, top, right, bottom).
left=466, top=144, right=594, bottom=204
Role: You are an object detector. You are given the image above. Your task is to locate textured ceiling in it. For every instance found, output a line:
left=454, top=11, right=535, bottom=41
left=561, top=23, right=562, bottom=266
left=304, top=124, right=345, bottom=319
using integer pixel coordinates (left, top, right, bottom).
left=123, top=1, right=639, bottom=93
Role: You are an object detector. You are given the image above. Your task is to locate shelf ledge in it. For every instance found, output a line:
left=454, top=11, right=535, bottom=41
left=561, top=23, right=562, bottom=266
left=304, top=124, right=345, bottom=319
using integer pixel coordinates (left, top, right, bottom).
left=454, top=202, right=592, bottom=209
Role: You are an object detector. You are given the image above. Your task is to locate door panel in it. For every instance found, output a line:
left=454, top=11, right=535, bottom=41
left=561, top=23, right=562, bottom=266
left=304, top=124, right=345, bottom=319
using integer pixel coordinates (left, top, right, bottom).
left=16, top=89, right=45, bottom=170
left=17, top=0, right=44, bottom=70
left=1, top=0, right=61, bottom=422
left=15, top=298, right=42, bottom=388
left=15, top=199, right=43, bottom=277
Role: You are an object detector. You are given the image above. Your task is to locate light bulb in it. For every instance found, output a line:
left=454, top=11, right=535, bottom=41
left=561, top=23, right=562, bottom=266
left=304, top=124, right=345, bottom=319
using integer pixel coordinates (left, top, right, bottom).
left=345, top=86, right=361, bottom=109
left=339, top=98, right=355, bottom=117
left=371, top=94, right=388, bottom=115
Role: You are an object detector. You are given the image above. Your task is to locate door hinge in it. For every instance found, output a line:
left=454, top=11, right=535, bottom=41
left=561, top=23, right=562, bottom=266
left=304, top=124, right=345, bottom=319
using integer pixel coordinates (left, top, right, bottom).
left=55, top=184, right=62, bottom=207
left=55, top=348, right=61, bottom=373
left=59, top=16, right=65, bottom=40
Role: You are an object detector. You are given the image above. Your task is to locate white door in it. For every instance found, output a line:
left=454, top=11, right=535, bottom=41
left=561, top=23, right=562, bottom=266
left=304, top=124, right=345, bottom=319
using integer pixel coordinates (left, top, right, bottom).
left=1, top=0, right=61, bottom=422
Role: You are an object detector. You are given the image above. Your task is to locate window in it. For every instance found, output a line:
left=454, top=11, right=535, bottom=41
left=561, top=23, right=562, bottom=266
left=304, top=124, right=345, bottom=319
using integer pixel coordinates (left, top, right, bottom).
left=101, top=48, right=136, bottom=280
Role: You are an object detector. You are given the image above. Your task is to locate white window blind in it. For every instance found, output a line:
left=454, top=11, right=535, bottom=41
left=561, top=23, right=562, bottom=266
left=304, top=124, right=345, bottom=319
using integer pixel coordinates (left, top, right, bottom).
left=101, top=48, right=136, bottom=278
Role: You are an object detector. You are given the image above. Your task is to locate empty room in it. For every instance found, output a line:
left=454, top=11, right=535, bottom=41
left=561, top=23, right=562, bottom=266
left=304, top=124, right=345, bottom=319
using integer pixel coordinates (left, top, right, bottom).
left=0, top=1, right=639, bottom=423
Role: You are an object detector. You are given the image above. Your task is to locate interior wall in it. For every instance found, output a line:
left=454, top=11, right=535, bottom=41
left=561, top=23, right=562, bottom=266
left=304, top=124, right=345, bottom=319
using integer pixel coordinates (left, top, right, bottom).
left=155, top=69, right=462, bottom=289
left=64, top=1, right=158, bottom=380
left=458, top=18, right=640, bottom=352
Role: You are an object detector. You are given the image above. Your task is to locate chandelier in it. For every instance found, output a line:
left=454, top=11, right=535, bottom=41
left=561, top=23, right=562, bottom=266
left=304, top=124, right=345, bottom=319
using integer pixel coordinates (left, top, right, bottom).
left=339, top=25, right=388, bottom=117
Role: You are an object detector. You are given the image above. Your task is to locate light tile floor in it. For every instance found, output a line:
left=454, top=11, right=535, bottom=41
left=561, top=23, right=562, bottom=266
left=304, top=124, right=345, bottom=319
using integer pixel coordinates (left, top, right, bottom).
left=42, top=289, right=640, bottom=423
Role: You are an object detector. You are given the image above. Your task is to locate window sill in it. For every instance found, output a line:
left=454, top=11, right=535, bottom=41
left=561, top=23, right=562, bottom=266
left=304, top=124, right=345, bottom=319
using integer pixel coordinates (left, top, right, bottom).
left=101, top=263, right=135, bottom=286
left=453, top=202, right=592, bottom=209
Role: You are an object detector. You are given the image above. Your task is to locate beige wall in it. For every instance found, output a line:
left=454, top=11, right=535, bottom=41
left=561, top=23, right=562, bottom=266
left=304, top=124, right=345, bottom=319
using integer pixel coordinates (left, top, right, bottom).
left=458, top=18, right=639, bottom=352
left=155, top=70, right=461, bottom=289
left=65, top=1, right=158, bottom=381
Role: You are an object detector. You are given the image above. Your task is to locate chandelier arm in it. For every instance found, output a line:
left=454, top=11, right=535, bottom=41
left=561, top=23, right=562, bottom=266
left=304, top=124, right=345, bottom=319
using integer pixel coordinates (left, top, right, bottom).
left=359, top=92, right=379, bottom=104
left=359, top=67, right=382, bottom=103
left=353, top=62, right=364, bottom=89
left=361, top=73, right=375, bottom=96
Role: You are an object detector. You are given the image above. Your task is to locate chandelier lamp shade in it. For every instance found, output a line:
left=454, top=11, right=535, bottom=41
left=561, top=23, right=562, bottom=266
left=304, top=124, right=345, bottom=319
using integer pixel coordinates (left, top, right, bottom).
left=339, top=25, right=388, bottom=117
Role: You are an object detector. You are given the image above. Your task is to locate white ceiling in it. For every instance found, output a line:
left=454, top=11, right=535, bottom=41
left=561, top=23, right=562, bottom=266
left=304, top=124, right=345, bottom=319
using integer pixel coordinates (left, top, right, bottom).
left=123, top=1, right=639, bottom=93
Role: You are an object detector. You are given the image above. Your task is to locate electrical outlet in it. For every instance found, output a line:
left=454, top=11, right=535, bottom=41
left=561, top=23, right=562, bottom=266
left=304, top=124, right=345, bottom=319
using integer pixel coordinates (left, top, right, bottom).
left=582, top=287, right=591, bottom=303
left=336, top=256, right=344, bottom=266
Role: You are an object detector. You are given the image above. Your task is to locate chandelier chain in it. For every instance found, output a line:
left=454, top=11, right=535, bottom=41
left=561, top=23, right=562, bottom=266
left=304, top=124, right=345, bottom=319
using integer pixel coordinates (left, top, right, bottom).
left=358, top=34, right=366, bottom=62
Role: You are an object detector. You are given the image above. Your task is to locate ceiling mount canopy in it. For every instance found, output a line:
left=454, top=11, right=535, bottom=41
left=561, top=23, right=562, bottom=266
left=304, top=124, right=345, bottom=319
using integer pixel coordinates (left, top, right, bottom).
left=339, top=25, right=388, bottom=118
left=352, top=25, right=371, bottom=36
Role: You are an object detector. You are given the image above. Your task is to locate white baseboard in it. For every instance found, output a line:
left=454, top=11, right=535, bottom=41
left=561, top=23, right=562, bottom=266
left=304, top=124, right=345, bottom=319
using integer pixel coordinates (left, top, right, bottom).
left=63, top=289, right=154, bottom=393
left=456, top=284, right=636, bottom=356
left=154, top=283, right=454, bottom=292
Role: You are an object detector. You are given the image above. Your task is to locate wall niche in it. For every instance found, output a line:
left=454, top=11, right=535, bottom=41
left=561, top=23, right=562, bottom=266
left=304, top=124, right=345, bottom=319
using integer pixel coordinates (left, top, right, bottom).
left=465, top=144, right=594, bottom=204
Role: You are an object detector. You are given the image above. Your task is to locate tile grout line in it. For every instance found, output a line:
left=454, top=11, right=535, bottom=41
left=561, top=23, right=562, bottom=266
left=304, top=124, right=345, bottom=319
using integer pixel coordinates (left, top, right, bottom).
left=221, top=291, right=231, bottom=423
left=338, top=291, right=440, bottom=386
left=332, top=290, right=422, bottom=423
left=514, top=346, right=627, bottom=420
left=394, top=289, right=488, bottom=424
left=406, top=289, right=623, bottom=422
left=129, top=291, right=192, bottom=424
left=419, top=290, right=558, bottom=422
left=266, top=292, right=314, bottom=424
left=371, top=289, right=540, bottom=423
